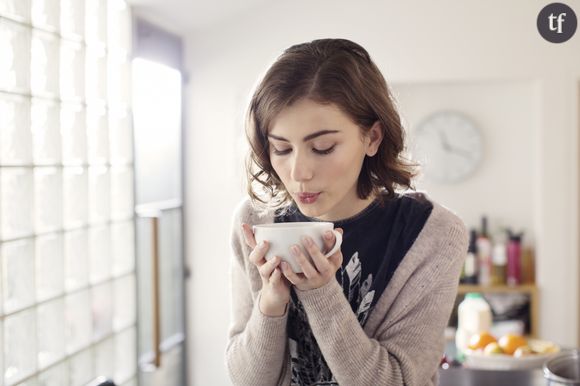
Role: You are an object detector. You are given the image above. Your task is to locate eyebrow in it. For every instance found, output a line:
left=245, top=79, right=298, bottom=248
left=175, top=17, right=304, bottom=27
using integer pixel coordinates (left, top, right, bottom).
left=267, top=130, right=340, bottom=143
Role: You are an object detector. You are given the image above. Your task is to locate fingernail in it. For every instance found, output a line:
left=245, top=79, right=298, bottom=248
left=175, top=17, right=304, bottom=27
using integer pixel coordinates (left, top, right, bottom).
left=259, top=241, right=266, bottom=248
left=303, top=236, right=313, bottom=246
left=292, top=245, right=301, bottom=256
left=325, top=231, right=332, bottom=240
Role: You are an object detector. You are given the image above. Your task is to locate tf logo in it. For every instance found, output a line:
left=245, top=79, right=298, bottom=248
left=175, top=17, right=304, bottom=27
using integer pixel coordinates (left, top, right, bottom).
left=537, top=3, right=577, bottom=43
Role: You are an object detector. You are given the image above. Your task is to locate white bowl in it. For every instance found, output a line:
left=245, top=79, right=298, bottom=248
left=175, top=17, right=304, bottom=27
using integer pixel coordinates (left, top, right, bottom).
left=465, top=351, right=553, bottom=370
left=464, top=341, right=561, bottom=370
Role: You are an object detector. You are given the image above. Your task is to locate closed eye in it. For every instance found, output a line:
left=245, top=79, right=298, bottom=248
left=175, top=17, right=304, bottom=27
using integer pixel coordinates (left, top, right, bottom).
left=272, top=146, right=335, bottom=156
left=314, top=146, right=335, bottom=155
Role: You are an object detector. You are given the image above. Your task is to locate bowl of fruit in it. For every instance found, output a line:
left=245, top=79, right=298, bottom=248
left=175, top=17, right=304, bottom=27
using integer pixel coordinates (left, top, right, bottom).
left=463, top=331, right=560, bottom=370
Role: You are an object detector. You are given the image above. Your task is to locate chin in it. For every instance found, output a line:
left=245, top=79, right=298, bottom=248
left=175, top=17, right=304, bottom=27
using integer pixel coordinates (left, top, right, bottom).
left=296, top=203, right=318, bottom=215
left=300, top=204, right=328, bottom=219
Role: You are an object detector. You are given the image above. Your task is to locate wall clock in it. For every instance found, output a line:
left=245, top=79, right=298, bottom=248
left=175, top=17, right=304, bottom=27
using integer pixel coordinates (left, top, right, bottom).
left=413, top=111, right=483, bottom=183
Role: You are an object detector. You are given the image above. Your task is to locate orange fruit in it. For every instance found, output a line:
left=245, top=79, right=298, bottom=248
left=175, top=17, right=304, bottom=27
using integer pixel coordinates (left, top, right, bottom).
left=498, top=334, right=527, bottom=355
left=468, top=331, right=497, bottom=350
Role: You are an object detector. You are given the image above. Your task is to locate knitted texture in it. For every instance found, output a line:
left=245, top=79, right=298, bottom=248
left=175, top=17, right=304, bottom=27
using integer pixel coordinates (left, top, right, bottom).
left=225, top=192, right=468, bottom=386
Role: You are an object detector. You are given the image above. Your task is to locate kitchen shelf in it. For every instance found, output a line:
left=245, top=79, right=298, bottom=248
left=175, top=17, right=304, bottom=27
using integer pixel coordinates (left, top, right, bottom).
left=458, top=284, right=537, bottom=295
left=456, top=284, right=539, bottom=338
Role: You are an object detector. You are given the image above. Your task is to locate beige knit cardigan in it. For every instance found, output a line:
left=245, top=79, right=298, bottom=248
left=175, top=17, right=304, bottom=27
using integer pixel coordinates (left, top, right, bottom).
left=226, top=192, right=468, bottom=386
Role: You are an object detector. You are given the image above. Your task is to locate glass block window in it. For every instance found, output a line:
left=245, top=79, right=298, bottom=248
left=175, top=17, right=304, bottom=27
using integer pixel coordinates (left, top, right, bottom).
left=0, top=1, right=136, bottom=385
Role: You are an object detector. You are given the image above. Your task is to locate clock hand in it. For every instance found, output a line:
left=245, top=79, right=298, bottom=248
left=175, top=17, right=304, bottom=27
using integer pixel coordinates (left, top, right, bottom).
left=448, top=146, right=473, bottom=159
left=438, top=131, right=452, bottom=152
left=439, top=130, right=472, bottom=159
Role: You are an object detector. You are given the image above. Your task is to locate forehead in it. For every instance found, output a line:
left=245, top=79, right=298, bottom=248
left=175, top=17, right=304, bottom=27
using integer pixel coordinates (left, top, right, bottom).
left=269, top=99, right=357, bottom=137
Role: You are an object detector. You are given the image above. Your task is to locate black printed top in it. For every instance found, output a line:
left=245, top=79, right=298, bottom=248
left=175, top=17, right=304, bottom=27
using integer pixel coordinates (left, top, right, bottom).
left=274, top=191, right=433, bottom=386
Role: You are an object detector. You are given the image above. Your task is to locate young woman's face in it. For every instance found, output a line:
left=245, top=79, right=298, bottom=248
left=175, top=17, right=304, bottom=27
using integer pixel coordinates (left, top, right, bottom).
left=268, top=98, right=382, bottom=221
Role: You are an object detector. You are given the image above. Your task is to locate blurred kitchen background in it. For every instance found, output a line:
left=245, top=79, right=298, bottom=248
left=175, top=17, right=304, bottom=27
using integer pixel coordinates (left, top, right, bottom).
left=0, top=0, right=578, bottom=385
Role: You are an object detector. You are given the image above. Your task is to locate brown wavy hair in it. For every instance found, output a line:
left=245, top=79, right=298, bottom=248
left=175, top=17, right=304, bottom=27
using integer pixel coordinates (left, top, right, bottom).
left=244, top=38, right=418, bottom=213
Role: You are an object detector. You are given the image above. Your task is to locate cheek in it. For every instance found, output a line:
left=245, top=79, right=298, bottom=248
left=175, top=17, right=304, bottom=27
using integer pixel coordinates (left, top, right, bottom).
left=328, top=151, right=364, bottom=176
left=314, top=159, right=351, bottom=185
left=270, top=158, right=288, bottom=179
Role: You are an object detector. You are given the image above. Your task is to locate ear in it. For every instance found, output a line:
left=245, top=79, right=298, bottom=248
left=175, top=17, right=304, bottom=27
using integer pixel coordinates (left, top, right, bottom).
left=365, top=121, right=383, bottom=157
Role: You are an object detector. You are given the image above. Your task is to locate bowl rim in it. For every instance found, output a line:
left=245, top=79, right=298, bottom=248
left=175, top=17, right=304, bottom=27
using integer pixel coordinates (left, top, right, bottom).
left=465, top=350, right=555, bottom=361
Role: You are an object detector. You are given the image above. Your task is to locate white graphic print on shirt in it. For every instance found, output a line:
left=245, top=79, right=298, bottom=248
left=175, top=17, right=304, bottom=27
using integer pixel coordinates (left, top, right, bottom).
left=288, top=251, right=376, bottom=386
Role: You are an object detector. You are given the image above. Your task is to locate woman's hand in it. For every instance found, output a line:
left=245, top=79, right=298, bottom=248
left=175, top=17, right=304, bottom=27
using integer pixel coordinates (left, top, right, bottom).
left=241, top=223, right=291, bottom=316
left=281, top=228, right=344, bottom=291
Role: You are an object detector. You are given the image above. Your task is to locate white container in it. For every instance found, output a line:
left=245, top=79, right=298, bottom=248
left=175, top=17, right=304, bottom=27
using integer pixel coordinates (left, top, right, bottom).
left=455, top=293, right=492, bottom=356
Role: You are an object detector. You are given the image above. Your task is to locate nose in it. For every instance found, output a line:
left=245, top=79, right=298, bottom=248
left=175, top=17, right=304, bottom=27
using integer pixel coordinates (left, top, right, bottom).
left=290, top=150, right=314, bottom=182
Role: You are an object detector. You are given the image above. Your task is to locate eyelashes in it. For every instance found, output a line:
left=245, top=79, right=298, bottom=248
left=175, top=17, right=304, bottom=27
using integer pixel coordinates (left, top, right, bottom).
left=271, top=146, right=336, bottom=156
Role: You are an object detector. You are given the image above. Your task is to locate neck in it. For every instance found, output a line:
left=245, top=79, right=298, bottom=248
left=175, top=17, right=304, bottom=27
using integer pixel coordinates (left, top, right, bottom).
left=318, top=193, right=379, bottom=222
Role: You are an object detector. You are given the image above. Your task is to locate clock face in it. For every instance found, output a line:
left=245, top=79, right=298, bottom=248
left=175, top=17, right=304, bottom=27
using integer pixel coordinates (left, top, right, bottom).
left=413, top=111, right=483, bottom=183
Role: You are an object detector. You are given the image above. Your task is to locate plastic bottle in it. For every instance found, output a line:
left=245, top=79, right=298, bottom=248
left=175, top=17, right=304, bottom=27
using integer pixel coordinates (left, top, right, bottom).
left=455, top=293, right=493, bottom=356
left=491, top=237, right=507, bottom=285
left=506, top=229, right=523, bottom=286
left=477, top=217, right=493, bottom=286
left=520, top=245, right=535, bottom=284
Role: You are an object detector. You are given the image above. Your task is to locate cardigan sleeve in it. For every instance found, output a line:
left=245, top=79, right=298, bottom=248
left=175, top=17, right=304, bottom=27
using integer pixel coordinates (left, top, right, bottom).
left=294, top=218, right=468, bottom=386
left=225, top=201, right=290, bottom=386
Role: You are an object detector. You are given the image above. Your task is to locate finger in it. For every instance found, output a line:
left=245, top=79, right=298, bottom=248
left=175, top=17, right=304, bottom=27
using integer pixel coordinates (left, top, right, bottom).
left=322, top=230, right=335, bottom=253
left=241, top=223, right=257, bottom=248
left=258, top=255, right=280, bottom=279
left=249, top=240, right=269, bottom=266
left=292, top=245, right=319, bottom=279
left=302, top=236, right=332, bottom=275
left=328, top=251, right=343, bottom=269
left=280, top=261, right=304, bottom=285
left=271, top=267, right=283, bottom=285
left=323, top=228, right=343, bottom=254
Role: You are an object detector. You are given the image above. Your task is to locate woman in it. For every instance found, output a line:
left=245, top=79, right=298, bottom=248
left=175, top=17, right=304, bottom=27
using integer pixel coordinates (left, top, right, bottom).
left=226, top=38, right=468, bottom=386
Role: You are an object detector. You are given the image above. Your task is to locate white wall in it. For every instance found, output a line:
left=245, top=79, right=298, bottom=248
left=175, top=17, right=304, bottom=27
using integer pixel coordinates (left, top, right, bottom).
left=183, top=1, right=580, bottom=385
left=393, top=80, right=538, bottom=240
